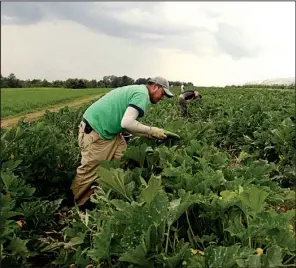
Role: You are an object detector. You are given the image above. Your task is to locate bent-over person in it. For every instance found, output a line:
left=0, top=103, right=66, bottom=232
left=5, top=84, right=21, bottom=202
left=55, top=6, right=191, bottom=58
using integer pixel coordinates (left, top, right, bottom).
left=179, top=90, right=202, bottom=116
left=71, top=77, right=174, bottom=207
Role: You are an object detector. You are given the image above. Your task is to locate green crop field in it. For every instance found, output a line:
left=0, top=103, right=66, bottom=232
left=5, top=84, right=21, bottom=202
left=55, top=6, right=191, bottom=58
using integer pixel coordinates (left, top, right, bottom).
left=1, top=86, right=295, bottom=267
left=1, top=87, right=110, bottom=118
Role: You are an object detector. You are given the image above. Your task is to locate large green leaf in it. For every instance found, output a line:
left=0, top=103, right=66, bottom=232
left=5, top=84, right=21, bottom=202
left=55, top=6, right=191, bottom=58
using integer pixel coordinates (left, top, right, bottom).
left=1, top=169, right=35, bottom=198
left=6, top=236, right=32, bottom=259
left=119, top=223, right=166, bottom=267
left=239, top=187, right=269, bottom=215
left=68, top=232, right=86, bottom=247
left=67, top=246, right=91, bottom=267
left=167, top=189, right=202, bottom=226
left=266, top=229, right=295, bottom=252
left=205, top=245, right=255, bottom=268
left=18, top=198, right=62, bottom=228
left=123, top=143, right=150, bottom=166
left=265, top=245, right=282, bottom=267
left=0, top=220, right=20, bottom=242
left=158, top=241, right=191, bottom=268
left=236, top=255, right=261, bottom=268
left=0, top=195, right=23, bottom=221
left=139, top=175, right=162, bottom=204
left=98, top=167, right=134, bottom=202
left=225, top=215, right=247, bottom=242
left=118, top=238, right=151, bottom=267
left=113, top=188, right=168, bottom=252
left=87, top=221, right=113, bottom=263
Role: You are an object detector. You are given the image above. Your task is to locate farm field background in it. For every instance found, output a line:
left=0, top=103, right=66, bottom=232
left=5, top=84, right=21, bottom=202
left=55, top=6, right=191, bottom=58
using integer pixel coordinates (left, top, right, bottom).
left=1, top=86, right=295, bottom=267
left=1, top=87, right=110, bottom=118
left=1, top=86, right=292, bottom=119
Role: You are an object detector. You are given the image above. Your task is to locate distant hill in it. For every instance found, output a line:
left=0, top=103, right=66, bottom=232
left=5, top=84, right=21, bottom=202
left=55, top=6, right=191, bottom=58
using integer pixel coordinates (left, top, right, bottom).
left=244, top=77, right=295, bottom=86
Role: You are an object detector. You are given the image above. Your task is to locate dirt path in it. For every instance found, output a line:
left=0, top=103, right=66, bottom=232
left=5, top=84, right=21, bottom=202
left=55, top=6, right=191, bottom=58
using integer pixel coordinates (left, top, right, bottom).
left=1, top=94, right=103, bottom=128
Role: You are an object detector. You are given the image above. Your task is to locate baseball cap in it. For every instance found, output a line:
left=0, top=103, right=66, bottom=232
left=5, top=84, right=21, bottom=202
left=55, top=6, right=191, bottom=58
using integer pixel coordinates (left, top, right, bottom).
left=147, top=76, right=174, bottom=98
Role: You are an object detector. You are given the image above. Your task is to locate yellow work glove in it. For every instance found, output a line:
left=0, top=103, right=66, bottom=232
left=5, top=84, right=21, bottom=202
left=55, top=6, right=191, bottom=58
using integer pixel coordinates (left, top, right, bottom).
left=151, top=127, right=167, bottom=140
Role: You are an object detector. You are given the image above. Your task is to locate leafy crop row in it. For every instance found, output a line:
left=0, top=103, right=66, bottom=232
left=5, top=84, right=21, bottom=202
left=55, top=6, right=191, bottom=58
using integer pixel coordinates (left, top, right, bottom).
left=0, top=87, right=295, bottom=267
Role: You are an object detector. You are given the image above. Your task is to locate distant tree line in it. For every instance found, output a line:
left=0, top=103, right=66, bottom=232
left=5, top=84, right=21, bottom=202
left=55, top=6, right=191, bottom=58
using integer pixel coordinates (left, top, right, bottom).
left=1, top=73, right=194, bottom=89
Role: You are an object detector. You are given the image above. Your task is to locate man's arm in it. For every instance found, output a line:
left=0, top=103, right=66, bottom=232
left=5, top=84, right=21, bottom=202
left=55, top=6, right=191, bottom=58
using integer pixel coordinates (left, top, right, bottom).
left=121, top=107, right=167, bottom=140
left=127, top=131, right=151, bottom=138
left=121, top=106, right=152, bottom=137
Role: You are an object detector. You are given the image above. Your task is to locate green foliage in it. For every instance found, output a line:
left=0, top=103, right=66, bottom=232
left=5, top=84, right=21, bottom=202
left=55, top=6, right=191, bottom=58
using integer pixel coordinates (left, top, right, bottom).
left=0, top=86, right=295, bottom=267
left=0, top=160, right=63, bottom=266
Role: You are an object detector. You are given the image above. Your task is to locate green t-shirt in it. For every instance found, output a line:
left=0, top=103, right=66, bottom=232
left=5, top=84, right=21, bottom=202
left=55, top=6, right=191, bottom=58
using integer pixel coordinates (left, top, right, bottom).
left=83, top=84, right=151, bottom=140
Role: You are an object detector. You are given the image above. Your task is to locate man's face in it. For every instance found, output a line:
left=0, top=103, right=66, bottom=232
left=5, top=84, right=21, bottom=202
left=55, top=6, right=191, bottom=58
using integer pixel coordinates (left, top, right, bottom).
left=149, top=84, right=165, bottom=104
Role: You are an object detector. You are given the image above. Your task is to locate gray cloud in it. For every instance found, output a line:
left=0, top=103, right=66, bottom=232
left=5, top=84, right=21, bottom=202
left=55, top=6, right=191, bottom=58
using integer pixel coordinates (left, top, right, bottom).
left=214, top=23, right=261, bottom=60
left=1, top=3, right=196, bottom=37
left=1, top=2, right=48, bottom=24
left=1, top=2, right=261, bottom=60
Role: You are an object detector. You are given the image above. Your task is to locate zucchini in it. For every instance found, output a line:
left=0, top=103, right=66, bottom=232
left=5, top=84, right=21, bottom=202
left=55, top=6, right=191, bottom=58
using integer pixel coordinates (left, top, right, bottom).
left=164, top=130, right=180, bottom=140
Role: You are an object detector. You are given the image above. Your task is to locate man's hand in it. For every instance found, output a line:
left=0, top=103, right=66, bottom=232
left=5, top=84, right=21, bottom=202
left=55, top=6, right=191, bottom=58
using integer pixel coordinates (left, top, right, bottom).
left=151, top=127, right=167, bottom=140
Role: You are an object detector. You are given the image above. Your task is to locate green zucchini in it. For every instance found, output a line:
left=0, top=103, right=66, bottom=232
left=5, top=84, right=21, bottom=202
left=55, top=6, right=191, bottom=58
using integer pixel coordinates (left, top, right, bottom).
left=164, top=130, right=180, bottom=140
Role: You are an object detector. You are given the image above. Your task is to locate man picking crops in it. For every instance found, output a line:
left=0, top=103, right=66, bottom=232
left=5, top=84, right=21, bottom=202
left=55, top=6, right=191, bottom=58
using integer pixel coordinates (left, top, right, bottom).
left=179, top=90, right=202, bottom=116
left=71, top=77, right=174, bottom=207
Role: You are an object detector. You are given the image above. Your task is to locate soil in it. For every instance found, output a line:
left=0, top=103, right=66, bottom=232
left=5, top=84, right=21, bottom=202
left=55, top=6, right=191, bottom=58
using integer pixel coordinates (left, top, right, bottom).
left=1, top=94, right=103, bottom=128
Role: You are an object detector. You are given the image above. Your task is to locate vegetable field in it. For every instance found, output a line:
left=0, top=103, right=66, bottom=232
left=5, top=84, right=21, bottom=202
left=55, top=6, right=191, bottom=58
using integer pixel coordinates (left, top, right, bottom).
left=1, top=87, right=110, bottom=118
left=1, top=87, right=295, bottom=267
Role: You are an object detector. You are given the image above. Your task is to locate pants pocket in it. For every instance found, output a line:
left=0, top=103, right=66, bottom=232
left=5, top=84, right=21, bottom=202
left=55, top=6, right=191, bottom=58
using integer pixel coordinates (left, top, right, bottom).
left=90, top=130, right=101, bottom=143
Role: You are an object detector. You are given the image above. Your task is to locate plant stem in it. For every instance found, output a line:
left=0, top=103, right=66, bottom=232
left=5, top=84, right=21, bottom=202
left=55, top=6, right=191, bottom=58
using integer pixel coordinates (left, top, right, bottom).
left=283, top=255, right=296, bottom=265
left=165, top=224, right=170, bottom=255
left=246, top=215, right=251, bottom=247
left=262, top=241, right=272, bottom=251
left=186, top=210, right=202, bottom=250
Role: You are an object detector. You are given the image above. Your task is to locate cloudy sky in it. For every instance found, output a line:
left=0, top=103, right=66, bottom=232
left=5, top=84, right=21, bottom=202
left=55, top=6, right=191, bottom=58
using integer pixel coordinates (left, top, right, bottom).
left=1, top=2, right=295, bottom=86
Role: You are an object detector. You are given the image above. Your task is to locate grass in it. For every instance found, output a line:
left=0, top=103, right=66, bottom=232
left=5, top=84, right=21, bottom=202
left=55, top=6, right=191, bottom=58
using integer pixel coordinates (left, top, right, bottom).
left=1, top=87, right=111, bottom=118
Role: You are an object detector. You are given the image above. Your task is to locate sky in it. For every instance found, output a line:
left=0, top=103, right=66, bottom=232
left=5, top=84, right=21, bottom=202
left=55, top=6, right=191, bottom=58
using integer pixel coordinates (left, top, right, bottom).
left=1, top=2, right=295, bottom=86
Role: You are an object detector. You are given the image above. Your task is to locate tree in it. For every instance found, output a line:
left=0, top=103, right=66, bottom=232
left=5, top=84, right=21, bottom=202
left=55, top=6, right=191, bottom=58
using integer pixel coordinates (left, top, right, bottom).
left=121, top=75, right=134, bottom=86
left=50, top=80, right=62, bottom=87
left=112, top=76, right=122, bottom=88
left=1, top=74, right=8, bottom=88
left=31, top=79, right=43, bottom=87
left=102, top=76, right=112, bottom=88
left=7, top=73, right=22, bottom=88
left=97, top=80, right=105, bottom=88
left=86, top=79, right=97, bottom=88
left=0, top=73, right=198, bottom=89
left=65, top=78, right=87, bottom=89
left=134, top=78, right=147, bottom=85
left=41, top=79, right=50, bottom=87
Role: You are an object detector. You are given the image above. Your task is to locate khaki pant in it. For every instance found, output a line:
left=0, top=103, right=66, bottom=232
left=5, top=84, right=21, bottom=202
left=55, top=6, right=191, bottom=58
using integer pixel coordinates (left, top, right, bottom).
left=71, top=121, right=127, bottom=206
